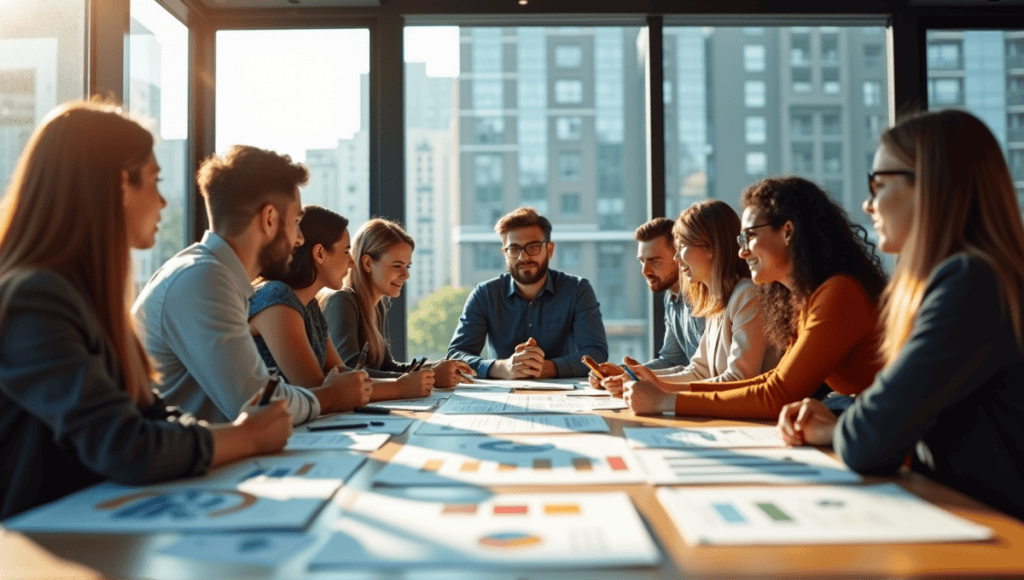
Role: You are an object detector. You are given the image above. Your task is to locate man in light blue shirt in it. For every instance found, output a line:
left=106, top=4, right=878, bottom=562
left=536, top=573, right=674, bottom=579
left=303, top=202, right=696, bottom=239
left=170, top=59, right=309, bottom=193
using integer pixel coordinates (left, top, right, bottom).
left=447, top=207, right=608, bottom=379
left=133, top=146, right=371, bottom=425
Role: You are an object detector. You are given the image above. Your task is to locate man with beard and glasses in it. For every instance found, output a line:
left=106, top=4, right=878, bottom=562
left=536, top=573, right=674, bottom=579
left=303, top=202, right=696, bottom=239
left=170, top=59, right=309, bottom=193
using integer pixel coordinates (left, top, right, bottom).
left=447, top=207, right=608, bottom=379
left=588, top=219, right=706, bottom=389
left=133, top=146, right=372, bottom=424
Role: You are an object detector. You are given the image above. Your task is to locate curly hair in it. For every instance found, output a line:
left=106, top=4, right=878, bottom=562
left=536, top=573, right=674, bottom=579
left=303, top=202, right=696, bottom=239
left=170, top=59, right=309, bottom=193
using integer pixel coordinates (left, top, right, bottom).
left=740, top=176, right=887, bottom=348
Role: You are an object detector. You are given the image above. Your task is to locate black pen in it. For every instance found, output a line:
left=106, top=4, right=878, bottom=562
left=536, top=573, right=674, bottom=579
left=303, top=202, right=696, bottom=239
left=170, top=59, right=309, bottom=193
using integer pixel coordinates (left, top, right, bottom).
left=257, top=369, right=281, bottom=406
left=307, top=420, right=385, bottom=432
left=409, top=357, right=427, bottom=372
left=352, top=406, right=391, bottom=415
left=353, top=342, right=370, bottom=370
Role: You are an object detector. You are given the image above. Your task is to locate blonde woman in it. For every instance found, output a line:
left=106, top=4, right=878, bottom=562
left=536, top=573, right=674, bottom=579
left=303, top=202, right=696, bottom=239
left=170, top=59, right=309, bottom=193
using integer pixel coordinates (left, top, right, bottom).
left=779, top=110, right=1024, bottom=521
left=0, top=101, right=291, bottom=520
left=322, top=219, right=473, bottom=388
left=604, top=201, right=779, bottom=407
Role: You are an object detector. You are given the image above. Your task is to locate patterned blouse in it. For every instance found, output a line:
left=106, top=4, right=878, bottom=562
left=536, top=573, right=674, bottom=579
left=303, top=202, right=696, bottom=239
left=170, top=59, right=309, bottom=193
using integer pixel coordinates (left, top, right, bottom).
left=248, top=280, right=329, bottom=383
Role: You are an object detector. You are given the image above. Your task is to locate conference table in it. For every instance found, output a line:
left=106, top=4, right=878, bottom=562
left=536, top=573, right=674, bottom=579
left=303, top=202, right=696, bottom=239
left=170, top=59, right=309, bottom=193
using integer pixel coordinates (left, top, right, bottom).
left=6, top=381, right=1024, bottom=579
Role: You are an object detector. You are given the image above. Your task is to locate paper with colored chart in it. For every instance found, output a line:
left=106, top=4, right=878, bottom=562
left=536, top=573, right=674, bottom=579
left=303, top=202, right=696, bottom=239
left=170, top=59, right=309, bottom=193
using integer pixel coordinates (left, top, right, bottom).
left=4, top=451, right=365, bottom=533
left=634, top=447, right=861, bottom=485
left=657, top=483, right=993, bottom=545
left=373, top=434, right=646, bottom=486
left=415, top=413, right=609, bottom=436
left=435, top=392, right=621, bottom=414
left=309, top=491, right=660, bottom=569
left=624, top=426, right=786, bottom=449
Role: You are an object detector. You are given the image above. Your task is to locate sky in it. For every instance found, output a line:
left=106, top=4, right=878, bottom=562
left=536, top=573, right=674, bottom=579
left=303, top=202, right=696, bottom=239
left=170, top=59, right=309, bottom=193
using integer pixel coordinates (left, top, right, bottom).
left=130, top=0, right=458, bottom=161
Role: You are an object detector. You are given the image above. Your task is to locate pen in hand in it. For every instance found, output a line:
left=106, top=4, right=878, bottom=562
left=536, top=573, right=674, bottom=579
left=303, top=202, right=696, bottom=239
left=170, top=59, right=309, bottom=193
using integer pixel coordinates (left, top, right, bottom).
left=354, top=343, right=370, bottom=371
left=257, top=369, right=281, bottom=406
left=621, top=364, right=640, bottom=382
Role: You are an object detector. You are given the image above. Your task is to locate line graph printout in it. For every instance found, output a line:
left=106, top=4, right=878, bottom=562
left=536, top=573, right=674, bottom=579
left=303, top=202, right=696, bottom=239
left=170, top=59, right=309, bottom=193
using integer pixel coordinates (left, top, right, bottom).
left=635, top=447, right=861, bottom=485
left=435, top=392, right=614, bottom=414
left=373, top=434, right=645, bottom=486
left=624, top=426, right=786, bottom=449
left=309, top=491, right=659, bottom=569
left=415, top=413, right=609, bottom=436
left=657, top=484, right=993, bottom=545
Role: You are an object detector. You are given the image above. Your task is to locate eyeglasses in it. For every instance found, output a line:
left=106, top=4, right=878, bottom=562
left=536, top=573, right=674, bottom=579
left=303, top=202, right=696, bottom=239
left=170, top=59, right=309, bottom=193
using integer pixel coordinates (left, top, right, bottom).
left=867, top=170, right=915, bottom=197
left=736, top=223, right=776, bottom=250
left=503, top=241, right=548, bottom=258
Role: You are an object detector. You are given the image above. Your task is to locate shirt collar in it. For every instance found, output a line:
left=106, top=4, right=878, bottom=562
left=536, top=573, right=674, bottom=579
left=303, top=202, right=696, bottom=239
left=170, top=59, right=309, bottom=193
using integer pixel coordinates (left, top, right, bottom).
left=504, top=269, right=557, bottom=299
left=201, top=230, right=255, bottom=300
left=667, top=287, right=683, bottom=303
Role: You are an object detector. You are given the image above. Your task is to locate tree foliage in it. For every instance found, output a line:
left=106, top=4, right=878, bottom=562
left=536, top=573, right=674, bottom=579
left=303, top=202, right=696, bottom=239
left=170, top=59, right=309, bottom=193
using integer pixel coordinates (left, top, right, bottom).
left=408, top=285, right=471, bottom=359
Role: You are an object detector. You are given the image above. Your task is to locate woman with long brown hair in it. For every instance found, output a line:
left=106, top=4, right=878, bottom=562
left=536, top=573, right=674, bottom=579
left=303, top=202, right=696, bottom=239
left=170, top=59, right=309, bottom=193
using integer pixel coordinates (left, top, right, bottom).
left=779, top=109, right=1024, bottom=521
left=0, top=100, right=291, bottom=521
left=626, top=176, right=888, bottom=418
left=322, top=218, right=473, bottom=388
left=601, top=200, right=779, bottom=406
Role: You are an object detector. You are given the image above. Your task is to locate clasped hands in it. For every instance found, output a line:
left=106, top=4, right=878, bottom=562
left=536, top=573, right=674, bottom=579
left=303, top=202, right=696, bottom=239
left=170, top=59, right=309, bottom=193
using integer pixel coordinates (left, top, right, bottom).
left=492, top=337, right=553, bottom=379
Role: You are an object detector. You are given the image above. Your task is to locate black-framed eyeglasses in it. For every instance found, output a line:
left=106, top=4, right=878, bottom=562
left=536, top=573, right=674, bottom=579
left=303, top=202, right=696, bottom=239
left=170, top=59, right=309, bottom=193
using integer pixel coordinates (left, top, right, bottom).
left=867, top=170, right=915, bottom=197
left=503, top=241, right=548, bottom=258
left=737, top=223, right=776, bottom=250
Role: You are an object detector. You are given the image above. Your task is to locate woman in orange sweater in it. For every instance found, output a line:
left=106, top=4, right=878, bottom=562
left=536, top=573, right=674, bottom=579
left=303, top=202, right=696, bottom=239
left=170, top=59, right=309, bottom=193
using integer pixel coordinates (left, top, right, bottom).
left=625, top=176, right=888, bottom=419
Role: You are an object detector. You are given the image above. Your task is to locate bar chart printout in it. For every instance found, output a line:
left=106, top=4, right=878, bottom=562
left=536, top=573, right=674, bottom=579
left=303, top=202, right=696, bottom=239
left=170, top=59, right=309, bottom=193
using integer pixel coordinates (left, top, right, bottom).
left=656, top=483, right=994, bottom=545
left=634, top=447, right=861, bottom=485
left=373, top=434, right=645, bottom=486
left=309, top=491, right=660, bottom=568
left=623, top=426, right=786, bottom=449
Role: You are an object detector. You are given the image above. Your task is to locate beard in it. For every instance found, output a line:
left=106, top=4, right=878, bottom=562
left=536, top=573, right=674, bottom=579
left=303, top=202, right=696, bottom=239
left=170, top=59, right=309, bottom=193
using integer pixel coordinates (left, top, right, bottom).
left=257, top=227, right=294, bottom=279
left=508, top=254, right=550, bottom=286
left=647, top=270, right=679, bottom=293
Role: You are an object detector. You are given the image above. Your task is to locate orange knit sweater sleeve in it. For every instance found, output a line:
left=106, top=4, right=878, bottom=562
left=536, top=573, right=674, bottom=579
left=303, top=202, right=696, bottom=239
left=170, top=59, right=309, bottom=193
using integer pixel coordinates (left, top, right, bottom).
left=673, top=275, right=877, bottom=420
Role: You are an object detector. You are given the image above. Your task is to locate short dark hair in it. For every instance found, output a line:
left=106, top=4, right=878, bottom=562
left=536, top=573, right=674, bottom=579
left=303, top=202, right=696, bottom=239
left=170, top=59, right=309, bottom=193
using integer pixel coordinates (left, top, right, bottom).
left=494, top=207, right=552, bottom=240
left=634, top=217, right=674, bottom=244
left=263, top=205, right=349, bottom=290
left=197, top=145, right=309, bottom=237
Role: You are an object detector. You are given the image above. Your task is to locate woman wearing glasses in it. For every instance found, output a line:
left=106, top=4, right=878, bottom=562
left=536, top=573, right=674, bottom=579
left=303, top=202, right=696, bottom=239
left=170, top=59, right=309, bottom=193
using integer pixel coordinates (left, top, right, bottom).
left=626, top=176, right=887, bottom=419
left=605, top=200, right=780, bottom=401
left=779, top=110, right=1024, bottom=521
left=321, top=218, right=474, bottom=389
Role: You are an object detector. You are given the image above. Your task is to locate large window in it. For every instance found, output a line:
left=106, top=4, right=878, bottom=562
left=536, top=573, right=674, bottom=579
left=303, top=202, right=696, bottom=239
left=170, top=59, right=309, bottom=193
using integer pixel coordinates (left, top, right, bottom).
left=927, top=29, right=1024, bottom=211
left=128, top=0, right=189, bottom=286
left=1, top=0, right=85, bottom=195
left=216, top=29, right=370, bottom=228
left=405, top=26, right=652, bottom=362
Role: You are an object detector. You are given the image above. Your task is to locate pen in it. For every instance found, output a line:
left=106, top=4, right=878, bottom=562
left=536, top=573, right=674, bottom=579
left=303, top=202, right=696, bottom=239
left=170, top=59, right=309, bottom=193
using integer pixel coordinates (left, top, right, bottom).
left=352, top=406, right=391, bottom=415
left=257, top=369, right=281, bottom=406
left=354, top=342, right=370, bottom=370
left=621, top=364, right=640, bottom=381
left=409, top=357, right=426, bottom=372
left=307, top=420, right=385, bottom=432
left=581, top=355, right=606, bottom=379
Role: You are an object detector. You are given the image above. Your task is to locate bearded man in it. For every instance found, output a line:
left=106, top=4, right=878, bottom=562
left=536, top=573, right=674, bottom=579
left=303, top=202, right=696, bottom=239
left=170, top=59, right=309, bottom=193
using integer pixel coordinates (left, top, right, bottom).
left=133, top=145, right=370, bottom=424
left=446, top=207, right=608, bottom=379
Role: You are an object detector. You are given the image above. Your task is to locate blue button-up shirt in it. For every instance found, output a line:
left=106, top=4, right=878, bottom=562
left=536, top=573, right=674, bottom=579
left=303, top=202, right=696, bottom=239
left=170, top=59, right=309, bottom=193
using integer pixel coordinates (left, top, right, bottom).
left=447, top=269, right=608, bottom=378
left=645, top=290, right=706, bottom=369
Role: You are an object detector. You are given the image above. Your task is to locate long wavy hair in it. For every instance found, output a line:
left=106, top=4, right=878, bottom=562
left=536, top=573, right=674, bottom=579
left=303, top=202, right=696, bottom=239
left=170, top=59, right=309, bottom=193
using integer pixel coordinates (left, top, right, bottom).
left=740, top=176, right=888, bottom=348
left=0, top=99, right=156, bottom=405
left=878, top=109, right=1024, bottom=362
left=263, top=205, right=348, bottom=290
left=673, top=200, right=750, bottom=317
left=341, top=219, right=415, bottom=368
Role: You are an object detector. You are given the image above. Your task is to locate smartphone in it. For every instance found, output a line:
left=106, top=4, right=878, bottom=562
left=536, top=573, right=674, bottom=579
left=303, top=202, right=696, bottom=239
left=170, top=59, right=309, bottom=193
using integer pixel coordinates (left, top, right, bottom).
left=580, top=355, right=606, bottom=379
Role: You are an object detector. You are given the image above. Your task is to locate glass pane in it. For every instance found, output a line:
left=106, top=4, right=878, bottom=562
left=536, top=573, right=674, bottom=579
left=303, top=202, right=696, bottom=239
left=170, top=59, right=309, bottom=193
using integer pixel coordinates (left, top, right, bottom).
left=216, top=29, right=370, bottom=226
left=664, top=25, right=890, bottom=242
left=128, top=0, right=188, bottom=287
left=926, top=30, right=1024, bottom=212
left=1, top=0, right=85, bottom=193
left=404, top=26, right=652, bottom=363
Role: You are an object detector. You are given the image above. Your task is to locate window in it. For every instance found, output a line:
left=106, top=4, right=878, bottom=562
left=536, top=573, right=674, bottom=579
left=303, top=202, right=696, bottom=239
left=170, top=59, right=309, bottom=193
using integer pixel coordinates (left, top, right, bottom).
left=745, top=116, right=766, bottom=144
left=128, top=0, right=188, bottom=286
left=746, top=152, right=767, bottom=176
left=556, top=116, right=582, bottom=140
left=474, top=245, right=505, bottom=270
left=823, top=143, right=842, bottom=174
left=744, top=80, right=766, bottom=107
left=560, top=193, right=581, bottom=215
left=823, top=68, right=840, bottom=94
left=822, top=112, right=841, bottom=136
left=929, top=78, right=962, bottom=105
left=791, top=32, right=811, bottom=66
left=473, top=79, right=503, bottom=109
left=928, top=42, right=962, bottom=70
left=863, top=80, right=881, bottom=106
left=792, top=68, right=811, bottom=93
left=821, top=32, right=839, bottom=65
left=864, top=44, right=883, bottom=68
left=744, top=45, right=766, bottom=72
left=558, top=243, right=582, bottom=269
left=865, top=115, right=882, bottom=141
left=474, top=116, right=504, bottom=144
left=558, top=152, right=583, bottom=181
left=791, top=112, right=813, bottom=137
left=554, top=79, right=583, bottom=103
left=792, top=143, right=813, bottom=173
left=555, top=45, right=583, bottom=68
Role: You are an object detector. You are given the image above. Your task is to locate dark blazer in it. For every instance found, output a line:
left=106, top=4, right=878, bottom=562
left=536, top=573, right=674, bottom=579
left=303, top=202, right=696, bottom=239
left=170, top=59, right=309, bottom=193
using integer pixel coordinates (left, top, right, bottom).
left=0, top=269, right=213, bottom=520
left=836, top=254, right=1024, bottom=521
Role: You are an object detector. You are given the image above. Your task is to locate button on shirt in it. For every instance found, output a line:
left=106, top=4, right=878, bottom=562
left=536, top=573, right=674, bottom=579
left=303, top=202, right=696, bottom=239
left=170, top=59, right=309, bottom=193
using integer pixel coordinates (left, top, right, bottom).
left=446, top=269, right=609, bottom=378
left=646, top=290, right=706, bottom=369
left=131, top=231, right=320, bottom=425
